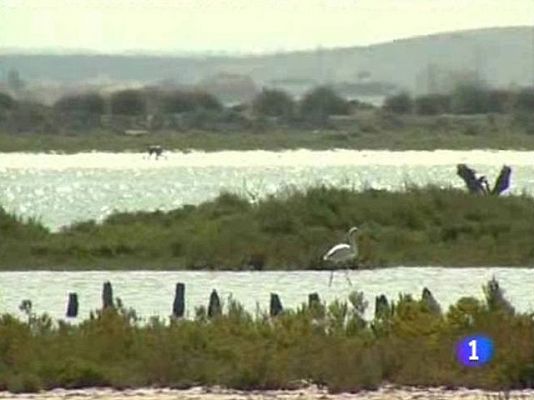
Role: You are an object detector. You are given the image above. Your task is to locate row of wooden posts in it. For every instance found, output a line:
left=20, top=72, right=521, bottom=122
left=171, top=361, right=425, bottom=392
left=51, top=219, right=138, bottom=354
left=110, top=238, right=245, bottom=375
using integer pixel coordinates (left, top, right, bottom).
left=65, top=281, right=319, bottom=319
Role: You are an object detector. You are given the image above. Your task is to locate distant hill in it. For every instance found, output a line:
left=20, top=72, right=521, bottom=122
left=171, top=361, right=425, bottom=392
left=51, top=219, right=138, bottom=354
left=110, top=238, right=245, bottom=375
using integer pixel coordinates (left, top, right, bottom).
left=1, top=26, right=533, bottom=97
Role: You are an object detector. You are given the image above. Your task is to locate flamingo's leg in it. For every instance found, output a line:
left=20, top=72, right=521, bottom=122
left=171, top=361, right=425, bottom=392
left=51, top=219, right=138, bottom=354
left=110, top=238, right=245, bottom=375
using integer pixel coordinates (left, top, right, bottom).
left=329, top=270, right=334, bottom=287
left=344, top=269, right=353, bottom=286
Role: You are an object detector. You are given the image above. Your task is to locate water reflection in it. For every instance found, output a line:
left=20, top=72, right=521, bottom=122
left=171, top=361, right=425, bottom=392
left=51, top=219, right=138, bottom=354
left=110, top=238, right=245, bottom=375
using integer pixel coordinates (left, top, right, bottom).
left=1, top=150, right=533, bottom=231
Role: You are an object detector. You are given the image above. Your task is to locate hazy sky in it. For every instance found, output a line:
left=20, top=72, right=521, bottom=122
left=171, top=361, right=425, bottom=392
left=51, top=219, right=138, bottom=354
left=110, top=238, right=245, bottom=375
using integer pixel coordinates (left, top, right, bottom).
left=1, top=0, right=534, bottom=54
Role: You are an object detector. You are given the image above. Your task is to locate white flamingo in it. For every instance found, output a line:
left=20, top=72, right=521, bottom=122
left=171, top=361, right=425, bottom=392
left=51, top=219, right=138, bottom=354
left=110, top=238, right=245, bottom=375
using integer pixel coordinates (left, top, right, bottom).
left=323, top=227, right=359, bottom=286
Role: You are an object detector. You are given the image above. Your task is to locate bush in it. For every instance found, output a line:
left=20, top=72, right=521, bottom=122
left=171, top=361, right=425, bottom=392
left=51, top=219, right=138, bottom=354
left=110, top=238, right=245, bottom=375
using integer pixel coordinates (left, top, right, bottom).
left=253, top=88, right=295, bottom=118
left=193, top=91, right=223, bottom=111
left=514, top=88, right=534, bottom=112
left=162, top=90, right=222, bottom=114
left=161, top=91, right=196, bottom=113
left=54, top=93, right=105, bottom=115
left=414, top=94, right=450, bottom=115
left=0, top=92, right=16, bottom=110
left=5, top=186, right=534, bottom=269
left=110, top=90, right=146, bottom=116
left=5, top=102, right=57, bottom=133
left=6, top=374, right=42, bottom=393
left=383, top=92, right=413, bottom=114
left=450, top=83, right=489, bottom=114
left=300, top=86, right=350, bottom=121
left=486, top=89, right=513, bottom=113
left=512, top=111, right=534, bottom=134
left=57, top=359, right=110, bottom=388
left=0, top=280, right=528, bottom=392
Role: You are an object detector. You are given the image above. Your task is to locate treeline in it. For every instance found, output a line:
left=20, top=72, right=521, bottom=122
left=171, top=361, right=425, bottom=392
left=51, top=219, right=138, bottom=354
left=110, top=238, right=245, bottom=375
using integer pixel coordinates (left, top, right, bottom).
left=0, top=86, right=363, bottom=134
left=0, top=278, right=531, bottom=393
left=384, top=84, right=534, bottom=115
left=3, top=83, right=534, bottom=135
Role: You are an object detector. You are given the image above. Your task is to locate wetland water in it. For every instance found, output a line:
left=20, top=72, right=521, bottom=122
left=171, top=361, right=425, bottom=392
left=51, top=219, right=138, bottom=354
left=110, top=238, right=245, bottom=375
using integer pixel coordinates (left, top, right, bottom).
left=1, top=150, right=534, bottom=320
left=2, top=268, right=534, bottom=321
left=0, top=149, right=532, bottom=231
left=1, top=150, right=534, bottom=397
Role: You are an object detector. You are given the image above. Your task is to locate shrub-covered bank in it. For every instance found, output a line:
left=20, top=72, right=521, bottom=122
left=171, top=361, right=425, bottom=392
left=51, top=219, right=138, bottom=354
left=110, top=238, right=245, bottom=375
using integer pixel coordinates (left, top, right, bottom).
left=3, top=113, right=534, bottom=153
left=2, top=186, right=534, bottom=269
left=0, top=279, right=532, bottom=393
left=4, top=82, right=534, bottom=153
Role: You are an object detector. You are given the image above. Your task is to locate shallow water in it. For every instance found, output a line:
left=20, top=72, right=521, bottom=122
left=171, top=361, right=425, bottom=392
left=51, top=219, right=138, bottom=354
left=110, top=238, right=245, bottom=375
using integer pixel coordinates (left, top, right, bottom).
left=1, top=150, right=533, bottom=323
left=0, top=150, right=531, bottom=231
left=2, top=267, right=534, bottom=321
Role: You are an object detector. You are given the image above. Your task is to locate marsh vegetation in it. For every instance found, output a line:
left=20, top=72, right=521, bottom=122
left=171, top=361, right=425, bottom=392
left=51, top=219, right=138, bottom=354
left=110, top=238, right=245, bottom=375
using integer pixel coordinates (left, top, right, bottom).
left=2, top=85, right=534, bottom=152
left=1, top=186, right=534, bottom=269
left=0, top=279, right=530, bottom=393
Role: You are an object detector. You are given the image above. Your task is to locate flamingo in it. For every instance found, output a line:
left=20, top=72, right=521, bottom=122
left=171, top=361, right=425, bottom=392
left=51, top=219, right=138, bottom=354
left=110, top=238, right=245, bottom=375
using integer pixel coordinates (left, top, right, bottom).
left=323, top=226, right=359, bottom=286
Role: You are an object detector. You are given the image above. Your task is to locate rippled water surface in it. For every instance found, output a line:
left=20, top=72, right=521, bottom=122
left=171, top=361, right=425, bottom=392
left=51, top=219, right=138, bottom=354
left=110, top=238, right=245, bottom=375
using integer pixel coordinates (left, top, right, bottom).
left=1, top=150, right=534, bottom=320
left=0, top=150, right=532, bottom=231
left=2, top=268, right=534, bottom=321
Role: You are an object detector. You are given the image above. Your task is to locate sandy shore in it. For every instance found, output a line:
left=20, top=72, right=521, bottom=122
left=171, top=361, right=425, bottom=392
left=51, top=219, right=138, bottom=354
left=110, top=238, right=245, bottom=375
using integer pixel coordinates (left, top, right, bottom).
left=0, top=386, right=531, bottom=400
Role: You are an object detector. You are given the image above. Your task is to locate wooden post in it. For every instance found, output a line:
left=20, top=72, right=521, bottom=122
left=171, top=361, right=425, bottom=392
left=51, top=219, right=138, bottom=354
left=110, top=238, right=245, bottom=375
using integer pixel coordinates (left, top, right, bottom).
left=422, top=287, right=442, bottom=315
left=374, top=294, right=389, bottom=319
left=208, top=289, right=221, bottom=318
left=66, top=292, right=78, bottom=318
left=173, top=283, right=185, bottom=318
left=308, top=292, right=321, bottom=308
left=102, top=281, right=114, bottom=309
left=270, top=293, right=283, bottom=317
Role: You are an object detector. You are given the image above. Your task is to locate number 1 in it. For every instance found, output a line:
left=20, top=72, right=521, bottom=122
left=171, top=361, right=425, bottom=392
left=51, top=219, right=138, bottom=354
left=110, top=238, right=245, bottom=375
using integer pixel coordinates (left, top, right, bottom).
left=468, top=339, right=479, bottom=361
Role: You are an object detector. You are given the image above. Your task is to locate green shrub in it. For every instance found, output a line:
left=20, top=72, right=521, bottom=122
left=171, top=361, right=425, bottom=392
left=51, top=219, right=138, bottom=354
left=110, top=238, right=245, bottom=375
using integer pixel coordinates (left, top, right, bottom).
left=4, top=187, right=534, bottom=268
left=514, top=88, right=534, bottom=112
left=300, top=86, right=350, bottom=121
left=486, top=90, right=514, bottom=113
left=414, top=94, right=451, bottom=115
left=0, top=92, right=16, bottom=110
left=6, top=374, right=42, bottom=393
left=110, top=90, right=146, bottom=116
left=383, top=92, right=413, bottom=114
left=253, top=88, right=295, bottom=118
left=0, top=280, right=528, bottom=392
left=57, top=359, right=110, bottom=388
left=162, top=90, right=222, bottom=113
left=54, top=93, right=105, bottom=115
left=450, top=83, right=489, bottom=114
